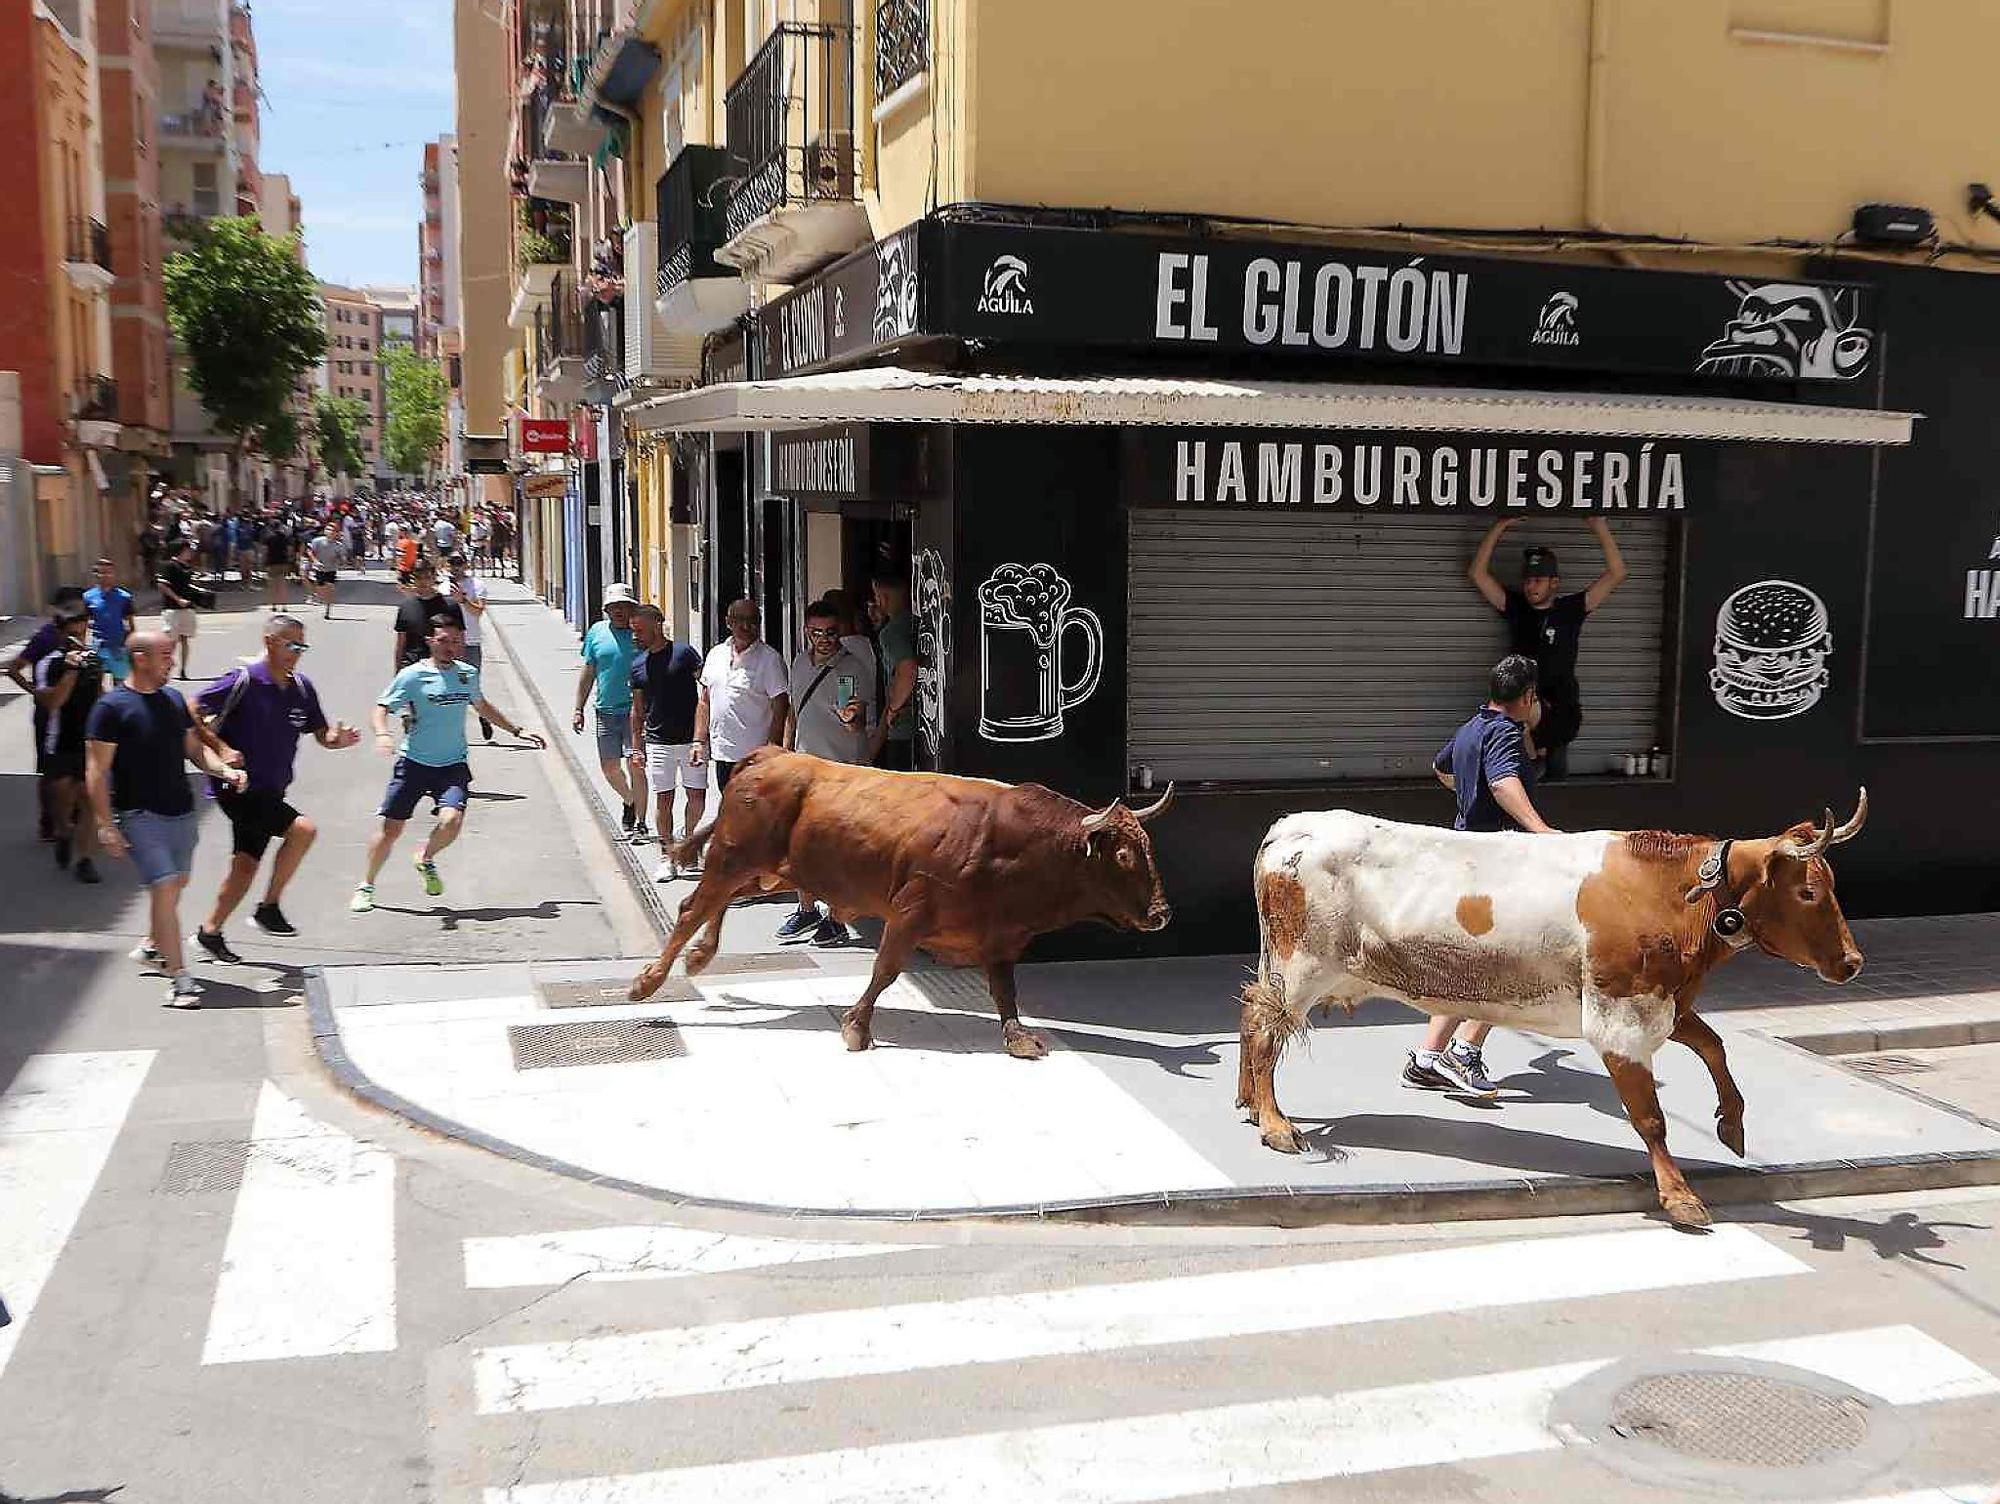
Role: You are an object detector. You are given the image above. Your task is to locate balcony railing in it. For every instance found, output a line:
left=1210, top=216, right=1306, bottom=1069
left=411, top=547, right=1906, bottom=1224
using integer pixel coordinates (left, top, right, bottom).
left=159, top=110, right=227, bottom=141
left=535, top=273, right=586, bottom=376
left=67, top=216, right=112, bottom=271
left=654, top=144, right=730, bottom=300
left=582, top=295, right=625, bottom=399
left=723, top=22, right=857, bottom=243
left=875, top=0, right=928, bottom=99
left=75, top=374, right=118, bottom=423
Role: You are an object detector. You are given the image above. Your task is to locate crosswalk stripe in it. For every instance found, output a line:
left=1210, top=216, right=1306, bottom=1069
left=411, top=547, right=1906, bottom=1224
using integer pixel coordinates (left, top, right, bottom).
left=463, top=1227, right=934, bottom=1289
left=201, top=1082, right=397, bottom=1364
left=474, top=1222, right=1806, bottom=1415
left=0, top=1051, right=154, bottom=1381
left=481, top=1325, right=1997, bottom=1504
left=1833, top=1487, right=1996, bottom=1504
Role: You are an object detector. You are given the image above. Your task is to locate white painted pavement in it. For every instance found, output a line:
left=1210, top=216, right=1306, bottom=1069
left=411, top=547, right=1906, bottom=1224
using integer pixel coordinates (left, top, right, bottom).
left=463, top=1225, right=934, bottom=1288
left=482, top=1325, right=1999, bottom=1504
left=201, top=1081, right=398, bottom=1364
left=473, top=1221, right=1807, bottom=1414
left=0, top=1051, right=154, bottom=1380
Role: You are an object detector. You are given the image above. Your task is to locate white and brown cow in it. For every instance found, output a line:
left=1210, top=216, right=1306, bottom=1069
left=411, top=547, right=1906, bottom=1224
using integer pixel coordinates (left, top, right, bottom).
left=1238, top=793, right=1868, bottom=1228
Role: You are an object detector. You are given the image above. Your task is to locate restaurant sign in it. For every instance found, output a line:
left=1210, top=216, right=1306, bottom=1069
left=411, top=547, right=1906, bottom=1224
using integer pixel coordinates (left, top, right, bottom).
left=1126, top=428, right=1716, bottom=514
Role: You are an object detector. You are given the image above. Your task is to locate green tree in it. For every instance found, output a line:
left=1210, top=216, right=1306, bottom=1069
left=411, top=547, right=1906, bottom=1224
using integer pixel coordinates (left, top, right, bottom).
left=163, top=217, right=327, bottom=502
left=261, top=408, right=302, bottom=465
left=314, top=393, right=369, bottom=480
left=383, top=346, right=448, bottom=479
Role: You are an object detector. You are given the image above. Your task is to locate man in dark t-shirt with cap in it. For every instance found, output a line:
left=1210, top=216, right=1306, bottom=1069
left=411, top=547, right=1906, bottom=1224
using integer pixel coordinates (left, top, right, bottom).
left=1468, top=516, right=1627, bottom=779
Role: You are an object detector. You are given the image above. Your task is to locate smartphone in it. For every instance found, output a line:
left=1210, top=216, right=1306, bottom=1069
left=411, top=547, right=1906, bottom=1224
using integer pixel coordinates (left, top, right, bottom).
left=835, top=674, right=856, bottom=710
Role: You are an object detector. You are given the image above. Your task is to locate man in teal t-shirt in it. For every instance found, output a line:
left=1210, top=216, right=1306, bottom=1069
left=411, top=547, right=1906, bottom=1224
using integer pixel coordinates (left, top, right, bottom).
left=350, top=618, right=545, bottom=913
left=572, top=583, right=647, bottom=839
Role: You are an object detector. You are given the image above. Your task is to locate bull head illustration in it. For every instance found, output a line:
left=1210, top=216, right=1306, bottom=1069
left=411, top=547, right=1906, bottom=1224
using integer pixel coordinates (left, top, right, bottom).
left=1697, top=282, right=1872, bottom=380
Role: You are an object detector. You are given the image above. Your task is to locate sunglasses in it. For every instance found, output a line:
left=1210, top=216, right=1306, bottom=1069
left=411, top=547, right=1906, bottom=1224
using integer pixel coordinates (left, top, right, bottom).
left=279, top=641, right=309, bottom=654
left=806, top=626, right=840, bottom=640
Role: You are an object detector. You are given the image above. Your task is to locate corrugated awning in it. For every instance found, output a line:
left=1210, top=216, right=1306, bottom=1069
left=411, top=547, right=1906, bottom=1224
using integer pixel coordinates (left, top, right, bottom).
left=626, top=366, right=1915, bottom=445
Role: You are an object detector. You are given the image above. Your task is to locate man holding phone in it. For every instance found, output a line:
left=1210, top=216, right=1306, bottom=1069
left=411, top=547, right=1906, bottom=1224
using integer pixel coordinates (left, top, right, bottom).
left=776, top=597, right=878, bottom=947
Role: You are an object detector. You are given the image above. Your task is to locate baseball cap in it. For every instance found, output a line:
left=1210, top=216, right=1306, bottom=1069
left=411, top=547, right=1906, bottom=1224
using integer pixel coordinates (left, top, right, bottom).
left=601, top=583, right=637, bottom=607
left=1522, top=547, right=1559, bottom=579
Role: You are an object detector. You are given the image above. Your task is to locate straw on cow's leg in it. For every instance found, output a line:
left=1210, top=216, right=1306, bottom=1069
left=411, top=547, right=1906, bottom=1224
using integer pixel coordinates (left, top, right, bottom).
left=1239, top=976, right=1308, bottom=1153
left=984, top=961, right=1046, bottom=1059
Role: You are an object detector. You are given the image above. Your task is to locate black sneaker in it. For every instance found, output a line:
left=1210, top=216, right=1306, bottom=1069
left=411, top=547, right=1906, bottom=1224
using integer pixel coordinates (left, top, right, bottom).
left=250, top=903, right=297, bottom=937
left=1400, top=1051, right=1454, bottom=1092
left=775, top=908, right=821, bottom=942
left=74, top=857, right=101, bottom=884
left=810, top=917, right=850, bottom=948
left=629, top=821, right=651, bottom=845
left=621, top=802, right=635, bottom=835
left=481, top=718, right=494, bottom=742
left=193, top=927, right=243, bottom=965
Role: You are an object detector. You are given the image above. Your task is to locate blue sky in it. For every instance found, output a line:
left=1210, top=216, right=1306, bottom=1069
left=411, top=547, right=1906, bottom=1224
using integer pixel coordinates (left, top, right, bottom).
left=250, top=0, right=458, bottom=290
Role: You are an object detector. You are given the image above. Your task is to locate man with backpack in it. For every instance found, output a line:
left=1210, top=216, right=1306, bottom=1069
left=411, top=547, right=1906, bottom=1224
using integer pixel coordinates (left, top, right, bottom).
left=188, top=614, right=361, bottom=961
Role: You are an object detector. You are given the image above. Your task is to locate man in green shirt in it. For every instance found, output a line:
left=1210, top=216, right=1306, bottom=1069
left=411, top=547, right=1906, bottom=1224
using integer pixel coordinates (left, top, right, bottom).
left=869, top=567, right=918, bottom=771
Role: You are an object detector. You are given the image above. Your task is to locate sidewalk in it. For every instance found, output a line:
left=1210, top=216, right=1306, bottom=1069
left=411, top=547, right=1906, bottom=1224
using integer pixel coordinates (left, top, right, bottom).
left=297, top=580, right=2000, bottom=1226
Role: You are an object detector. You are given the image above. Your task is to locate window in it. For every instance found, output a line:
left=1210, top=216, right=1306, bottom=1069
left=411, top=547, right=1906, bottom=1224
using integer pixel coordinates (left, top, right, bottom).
left=875, top=0, right=929, bottom=100
left=360, top=362, right=371, bottom=376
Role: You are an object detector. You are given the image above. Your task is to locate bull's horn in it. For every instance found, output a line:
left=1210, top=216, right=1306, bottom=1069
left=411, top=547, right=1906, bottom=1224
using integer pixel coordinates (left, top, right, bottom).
left=1831, top=786, right=1869, bottom=845
left=1783, top=807, right=1836, bottom=860
left=1079, top=800, right=1122, bottom=833
left=1130, top=783, right=1176, bottom=825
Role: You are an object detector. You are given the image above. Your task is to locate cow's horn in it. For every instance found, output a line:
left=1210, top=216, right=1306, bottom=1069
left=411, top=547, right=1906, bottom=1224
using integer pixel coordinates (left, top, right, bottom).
left=1079, top=800, right=1122, bottom=833
left=1783, top=807, right=1836, bottom=860
left=1830, top=786, right=1869, bottom=845
left=1130, top=783, right=1175, bottom=825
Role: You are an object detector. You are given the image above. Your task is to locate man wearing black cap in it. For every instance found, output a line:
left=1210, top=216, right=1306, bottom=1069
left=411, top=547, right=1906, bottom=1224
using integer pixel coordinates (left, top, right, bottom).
left=1468, top=516, right=1626, bottom=779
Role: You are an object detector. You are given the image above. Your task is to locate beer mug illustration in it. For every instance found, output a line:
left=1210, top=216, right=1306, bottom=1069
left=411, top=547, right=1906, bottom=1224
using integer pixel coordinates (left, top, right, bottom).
left=977, top=562, right=1102, bottom=742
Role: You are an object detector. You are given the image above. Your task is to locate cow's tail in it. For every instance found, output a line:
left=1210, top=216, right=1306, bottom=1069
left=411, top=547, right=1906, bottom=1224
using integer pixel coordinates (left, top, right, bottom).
left=1241, top=843, right=1305, bottom=1050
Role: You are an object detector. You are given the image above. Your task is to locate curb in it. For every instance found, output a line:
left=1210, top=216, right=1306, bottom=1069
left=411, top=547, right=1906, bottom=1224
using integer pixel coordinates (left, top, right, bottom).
left=1776, top=1017, right=2000, bottom=1056
left=302, top=965, right=2000, bottom=1228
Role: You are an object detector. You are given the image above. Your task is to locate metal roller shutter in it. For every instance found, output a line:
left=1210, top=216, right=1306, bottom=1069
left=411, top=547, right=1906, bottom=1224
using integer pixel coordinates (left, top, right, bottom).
left=1128, top=512, right=1676, bottom=784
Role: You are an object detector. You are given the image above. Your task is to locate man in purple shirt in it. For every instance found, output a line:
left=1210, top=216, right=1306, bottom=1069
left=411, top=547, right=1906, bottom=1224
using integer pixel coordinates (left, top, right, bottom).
left=190, top=613, right=360, bottom=960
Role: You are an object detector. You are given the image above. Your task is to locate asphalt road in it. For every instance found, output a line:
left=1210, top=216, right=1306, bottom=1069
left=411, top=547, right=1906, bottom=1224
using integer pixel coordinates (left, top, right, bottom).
left=2, top=572, right=1999, bottom=1504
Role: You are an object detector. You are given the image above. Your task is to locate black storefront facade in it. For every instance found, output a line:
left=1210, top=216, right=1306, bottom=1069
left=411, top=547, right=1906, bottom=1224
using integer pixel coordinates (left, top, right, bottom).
left=633, top=217, right=2000, bottom=955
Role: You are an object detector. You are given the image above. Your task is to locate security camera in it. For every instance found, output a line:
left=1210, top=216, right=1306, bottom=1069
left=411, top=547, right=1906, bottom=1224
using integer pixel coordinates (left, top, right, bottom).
left=1970, top=183, right=2000, bottom=227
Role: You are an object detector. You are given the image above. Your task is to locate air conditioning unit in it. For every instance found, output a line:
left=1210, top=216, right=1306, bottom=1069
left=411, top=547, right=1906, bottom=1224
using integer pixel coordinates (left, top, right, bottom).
left=805, top=130, right=855, bottom=201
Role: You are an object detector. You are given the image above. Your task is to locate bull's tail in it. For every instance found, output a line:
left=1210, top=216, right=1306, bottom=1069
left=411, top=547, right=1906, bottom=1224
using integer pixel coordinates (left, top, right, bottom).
left=672, top=822, right=716, bottom=868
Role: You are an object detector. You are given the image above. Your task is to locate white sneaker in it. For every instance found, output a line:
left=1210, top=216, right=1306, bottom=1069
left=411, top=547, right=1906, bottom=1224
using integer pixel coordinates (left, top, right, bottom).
left=130, top=941, right=163, bottom=966
left=652, top=857, right=676, bottom=883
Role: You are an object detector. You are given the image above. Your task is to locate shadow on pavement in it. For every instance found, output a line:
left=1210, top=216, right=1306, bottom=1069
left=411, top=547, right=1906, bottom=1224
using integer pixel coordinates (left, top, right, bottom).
left=0, top=1487, right=127, bottom=1503
left=371, top=900, right=599, bottom=928
left=1736, top=1206, right=1990, bottom=1269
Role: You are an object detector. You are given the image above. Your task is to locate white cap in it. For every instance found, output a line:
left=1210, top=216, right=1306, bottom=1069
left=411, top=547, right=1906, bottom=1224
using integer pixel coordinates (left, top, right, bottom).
left=601, top=582, right=638, bottom=607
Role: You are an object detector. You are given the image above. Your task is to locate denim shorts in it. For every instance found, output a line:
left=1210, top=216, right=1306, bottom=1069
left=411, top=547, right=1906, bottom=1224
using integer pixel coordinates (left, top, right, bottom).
left=378, top=758, right=472, bottom=821
left=118, top=808, right=199, bottom=887
left=594, top=711, right=633, bottom=762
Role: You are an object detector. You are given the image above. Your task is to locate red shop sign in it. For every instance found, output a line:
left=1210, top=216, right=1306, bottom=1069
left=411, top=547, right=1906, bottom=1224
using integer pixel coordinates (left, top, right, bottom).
left=521, top=418, right=570, bottom=454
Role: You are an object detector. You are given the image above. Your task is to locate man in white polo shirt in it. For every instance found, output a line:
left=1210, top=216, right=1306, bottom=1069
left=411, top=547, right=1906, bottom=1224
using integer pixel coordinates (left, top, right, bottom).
left=695, top=598, right=789, bottom=790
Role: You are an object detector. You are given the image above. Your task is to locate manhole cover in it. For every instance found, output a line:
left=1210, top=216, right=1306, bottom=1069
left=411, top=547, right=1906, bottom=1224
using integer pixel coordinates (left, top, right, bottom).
left=693, top=951, right=819, bottom=977
left=508, top=1019, right=687, bottom=1070
left=540, top=978, right=699, bottom=1008
left=157, top=1140, right=250, bottom=1196
left=1844, top=1053, right=1936, bottom=1076
left=1607, top=1371, right=1869, bottom=1466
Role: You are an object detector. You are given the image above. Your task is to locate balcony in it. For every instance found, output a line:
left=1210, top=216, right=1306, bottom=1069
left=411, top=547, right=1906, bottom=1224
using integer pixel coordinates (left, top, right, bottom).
left=581, top=295, right=625, bottom=405
left=651, top=145, right=748, bottom=338
left=541, top=94, right=606, bottom=158
left=875, top=0, right=929, bottom=103
left=521, top=77, right=590, bottom=204
left=149, top=0, right=226, bottom=50
left=159, top=109, right=229, bottom=150
left=533, top=274, right=587, bottom=407
left=716, top=22, right=867, bottom=285
left=74, top=374, right=118, bottom=422
left=64, top=217, right=115, bottom=292
left=581, top=27, right=660, bottom=115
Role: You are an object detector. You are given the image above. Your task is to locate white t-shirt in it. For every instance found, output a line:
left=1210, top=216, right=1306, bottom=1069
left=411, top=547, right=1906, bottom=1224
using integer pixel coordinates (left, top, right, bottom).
left=449, top=573, right=486, bottom=646
left=701, top=639, right=789, bottom=762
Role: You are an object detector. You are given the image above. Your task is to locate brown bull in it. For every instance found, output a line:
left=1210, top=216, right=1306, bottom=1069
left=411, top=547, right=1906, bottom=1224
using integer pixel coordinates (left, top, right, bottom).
left=1241, top=791, right=1869, bottom=1227
left=629, top=750, right=1174, bottom=1057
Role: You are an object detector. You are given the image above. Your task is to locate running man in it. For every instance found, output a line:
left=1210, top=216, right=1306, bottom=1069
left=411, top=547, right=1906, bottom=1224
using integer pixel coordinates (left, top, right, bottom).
left=191, top=614, right=361, bottom=960
left=305, top=523, right=346, bottom=619
left=351, top=618, right=545, bottom=914
left=84, top=556, right=135, bottom=684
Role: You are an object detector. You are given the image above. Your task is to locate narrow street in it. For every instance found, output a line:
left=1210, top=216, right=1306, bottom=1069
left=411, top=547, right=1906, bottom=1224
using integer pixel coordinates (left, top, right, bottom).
left=0, top=576, right=1995, bottom=1503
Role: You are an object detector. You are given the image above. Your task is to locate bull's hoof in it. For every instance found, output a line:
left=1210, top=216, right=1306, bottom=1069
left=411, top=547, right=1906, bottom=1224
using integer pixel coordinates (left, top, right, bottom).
left=840, top=1015, right=874, bottom=1052
left=628, top=967, right=664, bottom=1002
left=1717, top=1112, right=1746, bottom=1159
left=1662, top=1192, right=1713, bottom=1230
left=1002, top=1028, right=1048, bottom=1060
left=1260, top=1121, right=1304, bottom=1155
left=684, top=946, right=716, bottom=977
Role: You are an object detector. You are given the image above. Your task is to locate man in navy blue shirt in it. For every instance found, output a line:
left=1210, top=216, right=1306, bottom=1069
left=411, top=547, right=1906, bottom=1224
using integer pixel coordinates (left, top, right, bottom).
left=1404, top=654, right=1558, bottom=1098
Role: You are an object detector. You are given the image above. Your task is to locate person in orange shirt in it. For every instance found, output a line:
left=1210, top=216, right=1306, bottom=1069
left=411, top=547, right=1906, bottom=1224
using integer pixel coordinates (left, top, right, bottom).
left=394, top=532, right=420, bottom=587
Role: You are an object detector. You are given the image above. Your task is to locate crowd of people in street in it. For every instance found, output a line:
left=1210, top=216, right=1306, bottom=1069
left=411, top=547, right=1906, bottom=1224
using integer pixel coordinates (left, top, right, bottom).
left=7, top=485, right=524, bottom=1007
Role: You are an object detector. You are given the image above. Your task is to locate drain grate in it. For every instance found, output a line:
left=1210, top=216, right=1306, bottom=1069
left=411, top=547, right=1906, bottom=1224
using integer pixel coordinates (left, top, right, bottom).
left=157, top=1140, right=251, bottom=1196
left=901, top=971, right=992, bottom=1008
left=508, top=1018, right=686, bottom=1070
left=1844, top=1053, right=1936, bottom=1077
left=540, top=977, right=700, bottom=1009
left=1606, top=1371, right=1869, bottom=1467
left=693, top=951, right=819, bottom=977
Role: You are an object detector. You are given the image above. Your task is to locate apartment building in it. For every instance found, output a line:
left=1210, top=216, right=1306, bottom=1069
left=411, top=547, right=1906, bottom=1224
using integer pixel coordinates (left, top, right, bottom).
left=425, top=135, right=470, bottom=481
left=319, top=282, right=385, bottom=478
left=452, top=0, right=513, bottom=517
left=565, top=0, right=2000, bottom=947
left=0, top=0, right=122, bottom=612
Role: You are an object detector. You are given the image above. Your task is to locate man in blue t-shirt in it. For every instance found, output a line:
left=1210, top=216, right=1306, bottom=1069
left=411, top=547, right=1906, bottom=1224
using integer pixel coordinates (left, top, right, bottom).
left=1405, top=654, right=1559, bottom=1099
left=573, top=584, right=645, bottom=839
left=84, top=557, right=136, bottom=683
left=351, top=617, right=545, bottom=913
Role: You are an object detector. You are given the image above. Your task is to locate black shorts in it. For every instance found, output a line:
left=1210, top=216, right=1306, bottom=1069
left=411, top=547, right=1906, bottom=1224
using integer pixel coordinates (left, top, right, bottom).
left=37, top=747, right=84, bottom=780
left=217, top=784, right=301, bottom=859
left=312, top=569, right=337, bottom=585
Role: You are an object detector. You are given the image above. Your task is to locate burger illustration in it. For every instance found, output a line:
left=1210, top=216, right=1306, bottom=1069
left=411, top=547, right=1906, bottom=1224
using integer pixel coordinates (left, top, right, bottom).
left=1711, top=579, right=1832, bottom=720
